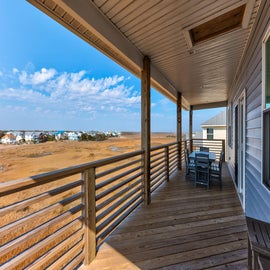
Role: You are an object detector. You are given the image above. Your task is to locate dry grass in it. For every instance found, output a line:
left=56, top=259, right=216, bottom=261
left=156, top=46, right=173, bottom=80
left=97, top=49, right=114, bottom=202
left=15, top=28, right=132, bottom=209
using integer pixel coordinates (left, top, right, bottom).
left=1, top=133, right=176, bottom=268
left=0, top=133, right=175, bottom=183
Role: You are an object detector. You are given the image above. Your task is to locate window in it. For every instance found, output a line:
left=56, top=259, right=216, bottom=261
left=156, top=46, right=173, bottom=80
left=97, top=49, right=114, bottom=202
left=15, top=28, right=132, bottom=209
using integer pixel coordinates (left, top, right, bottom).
left=228, top=103, right=233, bottom=148
left=263, top=32, right=270, bottom=188
left=207, top=128, right=214, bottom=140
left=266, top=37, right=270, bottom=108
left=263, top=109, right=270, bottom=187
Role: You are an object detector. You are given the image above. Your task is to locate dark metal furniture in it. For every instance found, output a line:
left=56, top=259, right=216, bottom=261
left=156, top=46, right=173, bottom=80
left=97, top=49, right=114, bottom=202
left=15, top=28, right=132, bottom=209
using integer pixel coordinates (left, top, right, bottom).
left=195, top=152, right=210, bottom=189
left=184, top=148, right=196, bottom=177
left=210, top=151, right=224, bottom=189
left=246, top=216, right=270, bottom=270
left=199, top=146, right=210, bottom=152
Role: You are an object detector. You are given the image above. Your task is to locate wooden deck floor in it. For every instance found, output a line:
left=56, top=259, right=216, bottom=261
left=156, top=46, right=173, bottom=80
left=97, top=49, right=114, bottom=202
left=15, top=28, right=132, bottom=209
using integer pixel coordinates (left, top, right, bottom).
left=87, top=164, right=248, bottom=270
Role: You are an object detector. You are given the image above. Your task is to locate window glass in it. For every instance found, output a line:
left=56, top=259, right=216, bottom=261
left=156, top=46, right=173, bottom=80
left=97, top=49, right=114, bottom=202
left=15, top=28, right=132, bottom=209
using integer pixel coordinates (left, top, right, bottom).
left=207, top=128, right=214, bottom=140
left=266, top=37, right=270, bottom=108
left=263, top=34, right=270, bottom=188
left=228, top=104, right=233, bottom=148
left=263, top=110, right=270, bottom=187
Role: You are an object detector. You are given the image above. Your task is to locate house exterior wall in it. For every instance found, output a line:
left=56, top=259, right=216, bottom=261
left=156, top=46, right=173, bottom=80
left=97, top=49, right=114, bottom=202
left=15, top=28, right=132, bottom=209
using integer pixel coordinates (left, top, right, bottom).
left=202, top=126, right=226, bottom=140
left=227, top=0, right=270, bottom=222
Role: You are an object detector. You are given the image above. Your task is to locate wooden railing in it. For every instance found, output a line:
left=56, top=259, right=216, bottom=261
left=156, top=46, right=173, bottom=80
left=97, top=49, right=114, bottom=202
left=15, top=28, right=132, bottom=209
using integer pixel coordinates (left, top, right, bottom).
left=150, top=142, right=180, bottom=193
left=0, top=142, right=181, bottom=269
left=185, top=139, right=225, bottom=161
left=0, top=139, right=225, bottom=268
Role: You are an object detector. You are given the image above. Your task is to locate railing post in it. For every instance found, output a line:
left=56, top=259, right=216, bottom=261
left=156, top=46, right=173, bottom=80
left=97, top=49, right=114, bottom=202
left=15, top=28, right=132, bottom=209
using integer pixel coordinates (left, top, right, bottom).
left=222, top=139, right=225, bottom=161
left=177, top=92, right=182, bottom=170
left=82, top=167, right=96, bottom=266
left=165, top=146, right=170, bottom=182
left=190, top=139, right=193, bottom=153
left=141, top=55, right=151, bottom=205
left=189, top=105, right=193, bottom=152
left=177, top=141, right=182, bottom=171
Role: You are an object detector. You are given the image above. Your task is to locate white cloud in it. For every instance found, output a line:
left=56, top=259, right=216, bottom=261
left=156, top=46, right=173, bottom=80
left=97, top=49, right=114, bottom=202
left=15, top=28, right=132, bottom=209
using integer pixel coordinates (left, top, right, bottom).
left=126, top=96, right=141, bottom=105
left=1, top=68, right=141, bottom=119
left=19, top=68, right=56, bottom=85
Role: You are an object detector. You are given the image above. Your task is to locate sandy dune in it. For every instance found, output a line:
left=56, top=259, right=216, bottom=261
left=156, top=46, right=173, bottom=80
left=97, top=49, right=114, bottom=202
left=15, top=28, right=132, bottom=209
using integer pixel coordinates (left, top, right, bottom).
left=0, top=133, right=176, bottom=182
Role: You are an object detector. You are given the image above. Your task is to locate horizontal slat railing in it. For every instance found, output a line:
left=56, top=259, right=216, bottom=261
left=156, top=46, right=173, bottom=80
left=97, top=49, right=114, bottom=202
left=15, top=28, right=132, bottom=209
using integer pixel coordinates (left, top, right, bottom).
left=150, top=142, right=180, bottom=193
left=0, top=142, right=183, bottom=268
left=95, top=152, right=144, bottom=245
left=0, top=180, right=84, bottom=270
left=186, top=139, right=225, bottom=161
left=168, top=143, right=179, bottom=174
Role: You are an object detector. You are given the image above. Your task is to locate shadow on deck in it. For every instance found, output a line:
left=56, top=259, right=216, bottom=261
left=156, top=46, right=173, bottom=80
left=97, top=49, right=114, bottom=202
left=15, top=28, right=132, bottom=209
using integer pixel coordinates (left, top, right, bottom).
left=87, top=164, right=247, bottom=270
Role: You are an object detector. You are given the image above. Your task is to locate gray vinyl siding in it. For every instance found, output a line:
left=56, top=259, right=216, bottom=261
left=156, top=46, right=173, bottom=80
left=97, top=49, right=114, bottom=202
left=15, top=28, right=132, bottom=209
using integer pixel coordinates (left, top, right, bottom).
left=228, top=0, right=270, bottom=222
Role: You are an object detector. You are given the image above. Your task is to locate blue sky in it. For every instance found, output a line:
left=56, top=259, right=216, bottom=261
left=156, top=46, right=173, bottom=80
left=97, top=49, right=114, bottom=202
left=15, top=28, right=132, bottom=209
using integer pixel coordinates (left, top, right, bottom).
left=0, top=1, right=224, bottom=132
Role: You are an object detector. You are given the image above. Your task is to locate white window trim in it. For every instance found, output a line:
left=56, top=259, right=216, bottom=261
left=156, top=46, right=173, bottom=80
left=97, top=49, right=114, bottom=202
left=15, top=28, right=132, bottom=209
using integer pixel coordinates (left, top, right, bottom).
left=239, top=90, right=246, bottom=211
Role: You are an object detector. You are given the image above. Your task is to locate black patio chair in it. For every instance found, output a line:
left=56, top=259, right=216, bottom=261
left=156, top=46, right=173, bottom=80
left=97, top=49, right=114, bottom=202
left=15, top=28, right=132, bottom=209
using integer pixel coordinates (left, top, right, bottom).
left=184, top=148, right=195, bottom=178
left=199, top=146, right=210, bottom=152
left=195, top=152, right=210, bottom=188
left=210, top=151, right=224, bottom=189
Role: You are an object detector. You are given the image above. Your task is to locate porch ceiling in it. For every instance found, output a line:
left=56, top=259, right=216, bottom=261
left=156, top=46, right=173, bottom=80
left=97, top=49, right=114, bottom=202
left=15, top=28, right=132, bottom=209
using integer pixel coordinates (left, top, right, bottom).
left=27, top=0, right=261, bottom=110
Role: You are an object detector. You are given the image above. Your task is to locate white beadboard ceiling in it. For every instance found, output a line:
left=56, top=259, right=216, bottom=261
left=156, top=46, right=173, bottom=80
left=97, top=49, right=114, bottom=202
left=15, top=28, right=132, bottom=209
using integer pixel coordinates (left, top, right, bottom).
left=27, top=0, right=261, bottom=109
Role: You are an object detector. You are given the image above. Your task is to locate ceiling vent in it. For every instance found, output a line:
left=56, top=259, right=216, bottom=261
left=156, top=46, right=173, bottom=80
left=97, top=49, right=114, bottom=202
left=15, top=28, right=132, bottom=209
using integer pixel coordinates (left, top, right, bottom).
left=186, top=4, right=246, bottom=47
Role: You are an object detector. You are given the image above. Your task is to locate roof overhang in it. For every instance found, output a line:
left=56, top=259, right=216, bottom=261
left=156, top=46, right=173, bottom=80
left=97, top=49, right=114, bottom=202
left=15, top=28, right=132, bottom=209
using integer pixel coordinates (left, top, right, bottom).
left=192, top=101, right=228, bottom=110
left=27, top=0, right=188, bottom=107
left=27, top=0, right=260, bottom=111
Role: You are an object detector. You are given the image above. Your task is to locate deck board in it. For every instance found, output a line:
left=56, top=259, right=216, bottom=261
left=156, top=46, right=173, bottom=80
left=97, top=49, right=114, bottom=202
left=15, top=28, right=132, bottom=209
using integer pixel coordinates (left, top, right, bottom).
left=86, top=164, right=248, bottom=269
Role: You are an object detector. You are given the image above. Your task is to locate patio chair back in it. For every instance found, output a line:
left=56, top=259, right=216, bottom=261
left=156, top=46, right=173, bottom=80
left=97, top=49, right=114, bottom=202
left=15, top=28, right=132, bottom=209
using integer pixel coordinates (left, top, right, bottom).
left=195, top=153, right=210, bottom=188
left=184, top=148, right=195, bottom=177
left=210, top=151, right=224, bottom=189
left=199, top=146, right=210, bottom=152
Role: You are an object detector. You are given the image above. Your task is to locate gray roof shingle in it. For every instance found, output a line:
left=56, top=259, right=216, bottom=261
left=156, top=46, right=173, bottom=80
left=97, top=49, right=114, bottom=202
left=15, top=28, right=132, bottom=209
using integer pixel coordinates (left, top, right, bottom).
left=201, top=110, right=226, bottom=126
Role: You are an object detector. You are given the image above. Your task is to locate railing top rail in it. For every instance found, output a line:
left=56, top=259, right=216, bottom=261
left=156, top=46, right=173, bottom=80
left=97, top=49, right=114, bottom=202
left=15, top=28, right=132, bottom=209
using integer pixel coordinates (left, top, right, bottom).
left=188, top=139, right=225, bottom=142
left=150, top=141, right=179, bottom=151
left=0, top=141, right=185, bottom=195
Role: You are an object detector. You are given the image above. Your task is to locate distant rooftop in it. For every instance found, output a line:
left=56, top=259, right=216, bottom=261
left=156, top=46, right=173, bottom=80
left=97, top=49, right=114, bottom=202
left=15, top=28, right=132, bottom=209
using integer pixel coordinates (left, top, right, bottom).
left=201, top=110, right=226, bottom=127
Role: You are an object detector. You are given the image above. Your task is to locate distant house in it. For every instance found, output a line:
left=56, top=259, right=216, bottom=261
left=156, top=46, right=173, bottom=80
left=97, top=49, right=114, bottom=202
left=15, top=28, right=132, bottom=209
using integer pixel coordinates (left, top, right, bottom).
left=104, top=131, right=121, bottom=137
left=15, top=133, right=24, bottom=143
left=201, top=111, right=227, bottom=160
left=25, top=132, right=39, bottom=143
left=201, top=111, right=227, bottom=141
left=67, top=132, right=79, bottom=141
left=1, top=133, right=17, bottom=144
left=55, top=130, right=66, bottom=140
